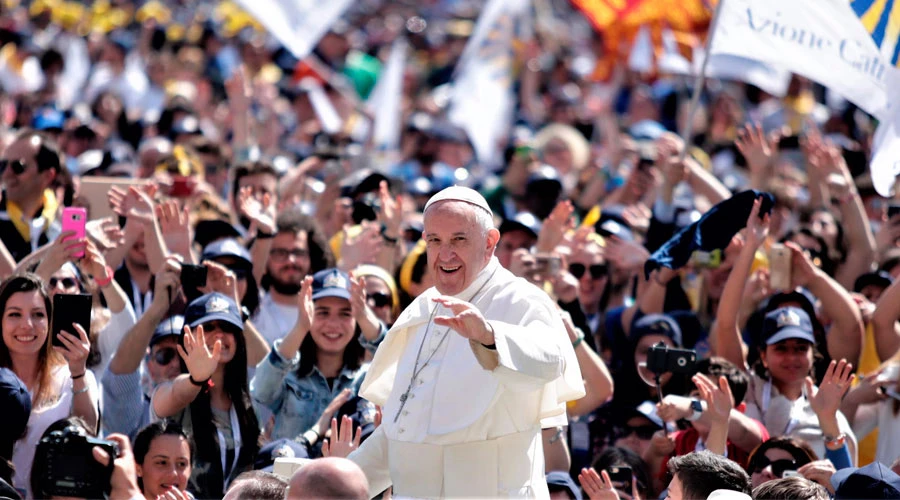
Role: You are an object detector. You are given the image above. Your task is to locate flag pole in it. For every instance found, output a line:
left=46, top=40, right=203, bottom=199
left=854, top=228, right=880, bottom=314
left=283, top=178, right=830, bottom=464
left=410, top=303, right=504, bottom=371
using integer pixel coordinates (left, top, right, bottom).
left=679, top=0, right=726, bottom=162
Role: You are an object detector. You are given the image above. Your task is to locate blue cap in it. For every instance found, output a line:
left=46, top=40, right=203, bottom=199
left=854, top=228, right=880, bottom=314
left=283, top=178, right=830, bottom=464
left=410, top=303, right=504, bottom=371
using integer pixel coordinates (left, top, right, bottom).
left=631, top=313, right=683, bottom=347
left=201, top=238, right=252, bottom=269
left=32, top=107, right=65, bottom=131
left=336, top=396, right=378, bottom=442
left=150, top=315, right=185, bottom=347
left=184, top=293, right=243, bottom=330
left=254, top=438, right=309, bottom=472
left=499, top=211, right=542, bottom=238
left=832, top=462, right=900, bottom=499
left=0, top=367, right=31, bottom=447
left=763, top=307, right=815, bottom=345
left=546, top=471, right=582, bottom=500
left=312, top=269, right=352, bottom=302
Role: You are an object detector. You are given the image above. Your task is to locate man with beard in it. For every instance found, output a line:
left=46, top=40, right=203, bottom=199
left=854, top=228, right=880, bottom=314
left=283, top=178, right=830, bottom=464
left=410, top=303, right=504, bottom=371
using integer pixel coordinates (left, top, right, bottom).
left=253, top=208, right=334, bottom=345
left=114, top=231, right=156, bottom=318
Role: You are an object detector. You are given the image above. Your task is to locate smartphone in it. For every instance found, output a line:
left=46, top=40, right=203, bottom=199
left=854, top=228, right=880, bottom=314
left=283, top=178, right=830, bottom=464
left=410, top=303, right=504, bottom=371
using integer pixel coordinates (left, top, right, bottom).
left=52, top=294, right=92, bottom=348
left=778, top=135, right=801, bottom=149
left=887, top=203, right=900, bottom=220
left=534, top=254, right=562, bottom=276
left=782, top=470, right=801, bottom=478
left=607, top=466, right=633, bottom=493
left=180, top=264, right=208, bottom=289
left=170, top=176, right=194, bottom=198
left=61, top=207, right=87, bottom=259
left=769, top=243, right=792, bottom=291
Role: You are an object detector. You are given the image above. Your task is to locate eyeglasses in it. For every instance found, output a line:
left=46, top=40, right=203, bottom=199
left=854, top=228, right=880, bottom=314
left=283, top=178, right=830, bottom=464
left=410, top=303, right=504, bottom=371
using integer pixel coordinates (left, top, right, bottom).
left=618, top=424, right=658, bottom=440
left=0, top=159, right=27, bottom=176
left=749, top=455, right=797, bottom=477
left=366, top=292, right=392, bottom=308
left=49, top=277, right=78, bottom=289
left=569, top=263, right=609, bottom=280
left=270, top=248, right=309, bottom=261
left=152, top=347, right=178, bottom=366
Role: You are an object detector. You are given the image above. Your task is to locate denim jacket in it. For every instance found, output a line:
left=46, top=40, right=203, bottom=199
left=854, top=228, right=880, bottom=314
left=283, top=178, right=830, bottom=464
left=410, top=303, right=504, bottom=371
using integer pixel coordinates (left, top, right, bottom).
left=250, top=326, right=386, bottom=442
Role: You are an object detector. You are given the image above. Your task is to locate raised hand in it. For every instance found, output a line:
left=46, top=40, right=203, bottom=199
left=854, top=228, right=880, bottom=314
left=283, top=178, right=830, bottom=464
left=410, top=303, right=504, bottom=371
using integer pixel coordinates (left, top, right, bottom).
left=109, top=186, right=156, bottom=224
left=200, top=261, right=240, bottom=306
left=735, top=122, right=778, bottom=173
left=79, top=240, right=111, bottom=283
left=551, top=271, right=580, bottom=304
left=744, top=196, right=770, bottom=248
left=176, top=325, right=221, bottom=383
left=693, top=373, right=734, bottom=425
left=54, top=323, right=91, bottom=377
left=157, top=200, right=193, bottom=259
left=798, top=459, right=837, bottom=494
left=313, top=388, right=353, bottom=439
left=224, top=65, right=251, bottom=111
left=340, top=222, right=383, bottom=270
left=238, top=186, right=276, bottom=235
left=536, top=200, right=575, bottom=253
left=376, top=180, right=403, bottom=240
left=604, top=235, right=649, bottom=272
left=294, top=276, right=314, bottom=334
left=42, top=230, right=86, bottom=270
left=85, top=217, right=124, bottom=252
left=785, top=241, right=820, bottom=289
left=845, top=368, right=890, bottom=405
left=321, top=415, right=361, bottom=459
left=432, top=296, right=493, bottom=346
left=806, top=359, right=854, bottom=419
left=579, top=467, right=620, bottom=500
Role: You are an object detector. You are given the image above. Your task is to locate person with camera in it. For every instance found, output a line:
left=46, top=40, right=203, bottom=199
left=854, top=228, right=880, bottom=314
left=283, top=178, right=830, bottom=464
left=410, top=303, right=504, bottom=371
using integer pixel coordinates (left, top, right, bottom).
left=713, top=197, right=858, bottom=463
left=150, top=293, right=259, bottom=499
left=250, top=268, right=385, bottom=452
left=0, top=273, right=98, bottom=498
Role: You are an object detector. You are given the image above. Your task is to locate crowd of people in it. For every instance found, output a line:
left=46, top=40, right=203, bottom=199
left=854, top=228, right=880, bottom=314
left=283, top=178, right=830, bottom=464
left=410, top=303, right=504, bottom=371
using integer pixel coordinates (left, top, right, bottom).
left=2, top=0, right=900, bottom=498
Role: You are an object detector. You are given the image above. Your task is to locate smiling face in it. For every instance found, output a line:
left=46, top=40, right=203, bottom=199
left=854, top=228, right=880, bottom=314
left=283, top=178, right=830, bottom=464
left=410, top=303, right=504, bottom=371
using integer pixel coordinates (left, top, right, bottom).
left=137, top=434, right=192, bottom=499
left=423, top=201, right=500, bottom=296
left=310, top=296, right=356, bottom=355
left=761, top=339, right=814, bottom=386
left=2, top=290, right=50, bottom=358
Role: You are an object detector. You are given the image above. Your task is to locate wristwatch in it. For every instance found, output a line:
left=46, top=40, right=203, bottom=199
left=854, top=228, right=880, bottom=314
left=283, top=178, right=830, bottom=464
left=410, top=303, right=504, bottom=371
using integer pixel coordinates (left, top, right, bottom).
left=687, top=399, right=705, bottom=421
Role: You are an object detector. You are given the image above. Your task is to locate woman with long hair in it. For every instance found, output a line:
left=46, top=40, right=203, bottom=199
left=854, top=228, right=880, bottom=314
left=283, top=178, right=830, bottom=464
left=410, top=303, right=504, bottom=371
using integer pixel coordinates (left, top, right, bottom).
left=0, top=274, right=97, bottom=497
left=746, top=437, right=817, bottom=488
left=133, top=420, right=194, bottom=500
left=251, top=268, right=386, bottom=453
left=150, top=293, right=259, bottom=499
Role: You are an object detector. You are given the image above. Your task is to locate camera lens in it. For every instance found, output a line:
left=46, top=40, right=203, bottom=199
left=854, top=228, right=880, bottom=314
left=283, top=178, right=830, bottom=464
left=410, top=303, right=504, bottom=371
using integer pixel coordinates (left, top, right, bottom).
left=677, top=357, right=687, bottom=367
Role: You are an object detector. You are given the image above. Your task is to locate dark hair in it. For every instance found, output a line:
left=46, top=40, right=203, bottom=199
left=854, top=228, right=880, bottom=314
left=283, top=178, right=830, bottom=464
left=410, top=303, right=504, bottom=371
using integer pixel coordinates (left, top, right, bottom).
left=296, top=307, right=365, bottom=379
left=30, top=417, right=93, bottom=497
left=178, top=323, right=259, bottom=496
left=747, top=437, right=818, bottom=474
left=227, top=470, right=288, bottom=500
left=133, top=420, right=194, bottom=492
left=15, top=129, right=61, bottom=173
left=799, top=207, right=847, bottom=265
left=0, top=274, right=59, bottom=407
left=230, top=161, right=278, bottom=201
left=667, top=451, right=751, bottom=499
left=780, top=227, right=836, bottom=276
left=751, top=476, right=829, bottom=500
left=591, top=447, right=652, bottom=499
left=273, top=208, right=334, bottom=274
left=690, top=357, right=749, bottom=405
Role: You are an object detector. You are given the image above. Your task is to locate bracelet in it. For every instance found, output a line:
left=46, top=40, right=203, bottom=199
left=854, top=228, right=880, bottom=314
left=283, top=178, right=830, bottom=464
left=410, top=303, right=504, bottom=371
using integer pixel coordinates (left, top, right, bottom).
left=71, top=372, right=86, bottom=380
left=72, top=386, right=89, bottom=396
left=572, top=330, right=586, bottom=349
left=824, top=433, right=847, bottom=449
left=256, top=231, right=276, bottom=240
left=94, top=266, right=114, bottom=287
left=189, top=374, right=211, bottom=387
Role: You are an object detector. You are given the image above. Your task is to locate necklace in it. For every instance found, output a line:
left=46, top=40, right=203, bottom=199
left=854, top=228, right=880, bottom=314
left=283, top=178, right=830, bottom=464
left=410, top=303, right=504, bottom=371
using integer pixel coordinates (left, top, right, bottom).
left=393, top=267, right=498, bottom=423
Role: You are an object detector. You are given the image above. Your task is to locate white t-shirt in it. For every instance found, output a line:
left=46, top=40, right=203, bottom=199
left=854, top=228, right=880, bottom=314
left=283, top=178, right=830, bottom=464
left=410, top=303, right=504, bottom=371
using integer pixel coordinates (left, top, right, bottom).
left=91, top=303, right=137, bottom=381
left=252, top=292, right=299, bottom=346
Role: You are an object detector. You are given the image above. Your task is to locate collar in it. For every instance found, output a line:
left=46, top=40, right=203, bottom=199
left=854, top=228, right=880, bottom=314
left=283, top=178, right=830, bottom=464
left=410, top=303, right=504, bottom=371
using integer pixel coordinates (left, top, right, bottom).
left=5, top=189, right=58, bottom=240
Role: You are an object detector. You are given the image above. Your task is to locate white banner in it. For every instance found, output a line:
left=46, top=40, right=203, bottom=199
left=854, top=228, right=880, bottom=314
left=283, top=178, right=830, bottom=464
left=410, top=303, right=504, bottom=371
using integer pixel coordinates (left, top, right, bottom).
left=234, top=0, right=353, bottom=60
left=448, top=0, right=529, bottom=168
left=709, top=0, right=893, bottom=119
left=368, top=37, right=408, bottom=152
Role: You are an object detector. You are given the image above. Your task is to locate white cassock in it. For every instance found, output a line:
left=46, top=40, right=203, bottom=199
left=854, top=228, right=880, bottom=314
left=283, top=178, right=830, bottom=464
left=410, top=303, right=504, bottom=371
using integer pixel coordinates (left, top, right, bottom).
left=349, top=257, right=584, bottom=498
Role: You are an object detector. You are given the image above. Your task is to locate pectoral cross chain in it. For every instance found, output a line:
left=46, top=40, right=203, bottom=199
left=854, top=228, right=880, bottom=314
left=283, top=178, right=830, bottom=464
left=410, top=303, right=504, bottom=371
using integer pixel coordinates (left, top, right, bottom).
left=393, top=383, right=414, bottom=423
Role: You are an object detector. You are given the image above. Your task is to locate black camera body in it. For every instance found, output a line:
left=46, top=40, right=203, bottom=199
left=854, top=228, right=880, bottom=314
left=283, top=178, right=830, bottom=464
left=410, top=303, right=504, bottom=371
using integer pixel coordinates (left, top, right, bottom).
left=35, top=425, right=118, bottom=499
left=646, top=342, right=697, bottom=375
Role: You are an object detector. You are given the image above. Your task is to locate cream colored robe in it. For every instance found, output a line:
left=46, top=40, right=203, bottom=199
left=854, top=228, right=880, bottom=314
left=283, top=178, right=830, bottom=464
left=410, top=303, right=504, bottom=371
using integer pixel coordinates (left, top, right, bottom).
left=349, top=258, right=584, bottom=498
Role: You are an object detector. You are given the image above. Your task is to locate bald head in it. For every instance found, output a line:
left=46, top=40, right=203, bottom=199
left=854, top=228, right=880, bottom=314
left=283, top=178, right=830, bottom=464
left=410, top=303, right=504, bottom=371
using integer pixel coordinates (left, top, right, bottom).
left=286, top=457, right=369, bottom=500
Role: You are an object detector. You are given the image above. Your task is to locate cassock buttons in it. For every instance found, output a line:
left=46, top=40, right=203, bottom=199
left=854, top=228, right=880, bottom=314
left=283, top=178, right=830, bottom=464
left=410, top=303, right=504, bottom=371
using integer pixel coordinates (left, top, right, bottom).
left=399, top=428, right=405, bottom=434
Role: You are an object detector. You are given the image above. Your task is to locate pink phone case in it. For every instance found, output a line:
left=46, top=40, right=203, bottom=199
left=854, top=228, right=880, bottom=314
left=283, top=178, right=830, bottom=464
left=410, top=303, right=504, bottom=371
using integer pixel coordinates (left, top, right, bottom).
left=61, top=207, right=87, bottom=259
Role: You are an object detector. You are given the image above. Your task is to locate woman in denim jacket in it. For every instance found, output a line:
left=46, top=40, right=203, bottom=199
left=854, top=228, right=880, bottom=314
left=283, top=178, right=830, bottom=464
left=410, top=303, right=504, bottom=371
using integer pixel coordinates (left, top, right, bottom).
left=251, top=268, right=386, bottom=452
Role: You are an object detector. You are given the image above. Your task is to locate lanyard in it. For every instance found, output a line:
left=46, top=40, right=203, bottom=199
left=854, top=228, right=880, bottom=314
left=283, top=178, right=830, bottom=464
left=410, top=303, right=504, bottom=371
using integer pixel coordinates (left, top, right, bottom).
left=130, top=279, right=152, bottom=318
left=216, top=405, right=242, bottom=487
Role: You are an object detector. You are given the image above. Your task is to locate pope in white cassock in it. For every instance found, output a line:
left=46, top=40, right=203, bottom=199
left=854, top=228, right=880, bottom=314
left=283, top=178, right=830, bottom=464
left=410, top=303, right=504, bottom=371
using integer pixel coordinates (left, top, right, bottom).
left=328, top=186, right=585, bottom=498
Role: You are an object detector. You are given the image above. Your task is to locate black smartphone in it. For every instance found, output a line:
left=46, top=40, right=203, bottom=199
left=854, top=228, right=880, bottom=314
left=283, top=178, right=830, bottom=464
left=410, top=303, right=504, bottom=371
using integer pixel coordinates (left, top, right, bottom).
left=52, top=294, right=92, bottom=348
left=180, top=264, right=208, bottom=289
left=778, top=135, right=801, bottom=149
left=888, top=203, right=900, bottom=220
left=608, top=465, right=633, bottom=493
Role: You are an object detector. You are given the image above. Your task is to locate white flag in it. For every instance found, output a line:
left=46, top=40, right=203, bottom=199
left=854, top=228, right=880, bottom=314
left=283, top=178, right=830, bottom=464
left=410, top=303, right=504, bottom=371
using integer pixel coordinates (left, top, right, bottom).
left=368, top=37, right=408, bottom=152
left=234, top=0, right=353, bottom=60
left=448, top=0, right=529, bottom=168
left=709, top=0, right=893, bottom=119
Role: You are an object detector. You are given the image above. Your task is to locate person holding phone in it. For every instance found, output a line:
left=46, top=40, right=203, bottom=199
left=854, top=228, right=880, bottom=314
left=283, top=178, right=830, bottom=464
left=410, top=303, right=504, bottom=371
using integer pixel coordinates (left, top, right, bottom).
left=0, top=274, right=97, bottom=498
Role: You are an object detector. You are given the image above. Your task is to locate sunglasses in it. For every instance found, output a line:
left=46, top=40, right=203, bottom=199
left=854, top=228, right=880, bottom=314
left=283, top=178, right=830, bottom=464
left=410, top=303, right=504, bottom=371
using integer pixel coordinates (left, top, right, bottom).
left=749, top=456, right=797, bottom=477
left=619, top=424, right=658, bottom=440
left=227, top=267, right=249, bottom=280
left=49, top=277, right=78, bottom=289
left=0, top=159, right=27, bottom=176
left=569, top=263, right=609, bottom=280
left=366, top=292, right=392, bottom=308
left=152, top=347, right=178, bottom=366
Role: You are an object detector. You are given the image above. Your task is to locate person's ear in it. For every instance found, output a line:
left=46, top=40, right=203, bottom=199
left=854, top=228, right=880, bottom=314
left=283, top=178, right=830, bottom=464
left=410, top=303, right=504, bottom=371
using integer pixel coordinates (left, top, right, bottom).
left=486, top=228, right=501, bottom=253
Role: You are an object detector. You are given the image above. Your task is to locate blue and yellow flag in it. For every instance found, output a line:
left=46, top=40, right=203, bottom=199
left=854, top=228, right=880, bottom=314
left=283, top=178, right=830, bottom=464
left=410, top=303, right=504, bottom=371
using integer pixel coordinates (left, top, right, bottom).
left=852, top=0, right=900, bottom=66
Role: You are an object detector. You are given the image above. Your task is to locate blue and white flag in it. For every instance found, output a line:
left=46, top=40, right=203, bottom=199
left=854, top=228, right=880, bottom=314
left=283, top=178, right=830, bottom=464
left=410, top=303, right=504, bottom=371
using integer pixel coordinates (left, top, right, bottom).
left=234, top=0, right=353, bottom=60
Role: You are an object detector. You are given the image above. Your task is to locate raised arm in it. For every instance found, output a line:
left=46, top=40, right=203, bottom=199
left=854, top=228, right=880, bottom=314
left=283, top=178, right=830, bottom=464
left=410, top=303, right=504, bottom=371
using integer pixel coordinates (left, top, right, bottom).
left=151, top=325, right=221, bottom=418
left=561, top=311, right=613, bottom=417
left=712, top=197, right=770, bottom=369
left=871, top=276, right=900, bottom=362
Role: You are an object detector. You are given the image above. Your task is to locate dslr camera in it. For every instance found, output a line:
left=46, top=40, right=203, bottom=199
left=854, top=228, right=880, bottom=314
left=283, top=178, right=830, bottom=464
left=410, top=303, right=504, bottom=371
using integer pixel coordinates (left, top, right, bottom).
left=646, top=342, right=697, bottom=375
left=34, top=425, right=119, bottom=499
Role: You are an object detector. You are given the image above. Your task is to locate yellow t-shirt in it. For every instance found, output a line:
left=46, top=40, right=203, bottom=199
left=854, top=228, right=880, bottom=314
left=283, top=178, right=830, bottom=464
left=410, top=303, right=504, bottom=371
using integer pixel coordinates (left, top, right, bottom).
left=856, top=323, right=881, bottom=466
